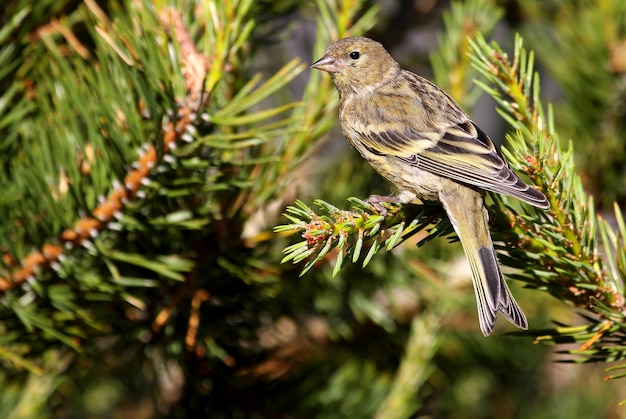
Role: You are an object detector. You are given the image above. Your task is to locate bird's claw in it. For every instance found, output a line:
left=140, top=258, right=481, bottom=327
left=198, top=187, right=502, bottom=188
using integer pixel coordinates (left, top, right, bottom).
left=364, top=195, right=401, bottom=218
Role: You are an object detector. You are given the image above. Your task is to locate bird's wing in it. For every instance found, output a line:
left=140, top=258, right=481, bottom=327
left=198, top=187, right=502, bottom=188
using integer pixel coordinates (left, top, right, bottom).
left=361, top=118, right=548, bottom=209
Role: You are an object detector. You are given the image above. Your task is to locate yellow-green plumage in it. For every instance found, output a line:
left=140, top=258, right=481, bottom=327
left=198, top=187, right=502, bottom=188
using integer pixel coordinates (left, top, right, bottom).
left=312, top=37, right=548, bottom=336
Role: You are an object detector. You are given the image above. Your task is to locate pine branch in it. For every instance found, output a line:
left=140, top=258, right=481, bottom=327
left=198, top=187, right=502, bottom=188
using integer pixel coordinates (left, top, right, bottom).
left=275, top=198, right=450, bottom=277
left=0, top=0, right=306, bottom=373
left=468, top=35, right=626, bottom=350
left=518, top=1, right=626, bottom=207
left=0, top=7, right=209, bottom=291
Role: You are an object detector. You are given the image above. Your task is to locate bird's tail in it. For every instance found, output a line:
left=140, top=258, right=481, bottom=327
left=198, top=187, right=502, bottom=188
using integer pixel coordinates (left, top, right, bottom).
left=439, top=185, right=528, bottom=336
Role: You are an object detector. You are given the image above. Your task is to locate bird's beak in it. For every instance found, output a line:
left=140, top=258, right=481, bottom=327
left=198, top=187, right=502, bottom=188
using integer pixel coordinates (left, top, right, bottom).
left=310, top=55, right=343, bottom=73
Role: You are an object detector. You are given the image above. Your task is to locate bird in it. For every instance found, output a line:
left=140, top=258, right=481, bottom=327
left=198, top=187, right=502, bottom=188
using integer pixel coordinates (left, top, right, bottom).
left=311, top=37, right=549, bottom=336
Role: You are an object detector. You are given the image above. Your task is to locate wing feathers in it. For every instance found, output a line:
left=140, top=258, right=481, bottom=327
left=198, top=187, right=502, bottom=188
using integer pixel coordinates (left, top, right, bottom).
left=361, top=120, right=548, bottom=209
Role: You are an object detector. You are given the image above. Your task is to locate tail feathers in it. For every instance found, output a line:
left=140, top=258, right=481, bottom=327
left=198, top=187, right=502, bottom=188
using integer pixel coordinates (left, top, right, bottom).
left=440, top=186, right=528, bottom=336
left=475, top=247, right=527, bottom=336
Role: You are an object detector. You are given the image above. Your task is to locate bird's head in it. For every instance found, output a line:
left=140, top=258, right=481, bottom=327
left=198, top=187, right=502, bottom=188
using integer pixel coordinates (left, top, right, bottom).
left=311, top=37, right=400, bottom=96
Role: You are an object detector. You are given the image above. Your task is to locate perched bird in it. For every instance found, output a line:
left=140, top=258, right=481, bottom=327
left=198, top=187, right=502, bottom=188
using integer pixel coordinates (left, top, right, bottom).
left=311, top=37, right=549, bottom=336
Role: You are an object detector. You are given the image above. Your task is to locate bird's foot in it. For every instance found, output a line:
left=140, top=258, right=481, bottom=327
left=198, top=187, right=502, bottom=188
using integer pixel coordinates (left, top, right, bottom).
left=364, top=195, right=402, bottom=217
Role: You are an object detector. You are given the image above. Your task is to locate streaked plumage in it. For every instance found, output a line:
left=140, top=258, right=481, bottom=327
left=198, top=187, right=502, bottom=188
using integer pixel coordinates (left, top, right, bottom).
left=312, top=37, right=549, bottom=336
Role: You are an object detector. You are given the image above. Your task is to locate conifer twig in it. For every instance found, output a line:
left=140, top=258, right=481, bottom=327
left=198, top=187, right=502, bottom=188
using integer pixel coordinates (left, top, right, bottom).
left=0, top=7, right=204, bottom=293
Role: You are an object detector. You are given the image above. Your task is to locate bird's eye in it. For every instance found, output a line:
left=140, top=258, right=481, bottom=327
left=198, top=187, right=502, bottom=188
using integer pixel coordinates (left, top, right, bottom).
left=349, top=51, right=360, bottom=60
